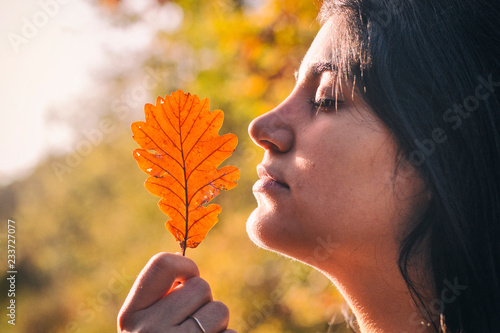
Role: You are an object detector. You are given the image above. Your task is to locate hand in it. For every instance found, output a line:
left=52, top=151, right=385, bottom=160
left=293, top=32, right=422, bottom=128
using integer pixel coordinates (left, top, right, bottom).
left=118, top=252, right=236, bottom=333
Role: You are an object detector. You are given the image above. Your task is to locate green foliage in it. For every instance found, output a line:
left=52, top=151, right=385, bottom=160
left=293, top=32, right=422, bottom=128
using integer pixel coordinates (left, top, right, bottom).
left=0, top=0, right=354, bottom=332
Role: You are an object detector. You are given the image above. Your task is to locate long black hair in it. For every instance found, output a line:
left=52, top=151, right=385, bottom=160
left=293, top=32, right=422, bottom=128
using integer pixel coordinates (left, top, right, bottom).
left=320, top=0, right=500, bottom=331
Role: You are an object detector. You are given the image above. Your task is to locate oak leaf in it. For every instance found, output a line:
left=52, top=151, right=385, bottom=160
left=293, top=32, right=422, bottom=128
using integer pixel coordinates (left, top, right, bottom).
left=132, top=90, right=240, bottom=254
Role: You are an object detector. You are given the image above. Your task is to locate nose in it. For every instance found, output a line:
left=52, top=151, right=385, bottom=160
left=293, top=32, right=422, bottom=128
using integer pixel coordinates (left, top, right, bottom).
left=248, top=106, right=294, bottom=153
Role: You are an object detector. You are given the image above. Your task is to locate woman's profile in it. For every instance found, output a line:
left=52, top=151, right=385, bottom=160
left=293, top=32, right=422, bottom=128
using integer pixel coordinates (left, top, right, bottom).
left=118, top=0, right=500, bottom=332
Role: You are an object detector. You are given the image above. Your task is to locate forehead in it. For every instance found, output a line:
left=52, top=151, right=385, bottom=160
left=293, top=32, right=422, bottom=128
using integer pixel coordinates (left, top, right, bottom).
left=297, top=19, right=337, bottom=82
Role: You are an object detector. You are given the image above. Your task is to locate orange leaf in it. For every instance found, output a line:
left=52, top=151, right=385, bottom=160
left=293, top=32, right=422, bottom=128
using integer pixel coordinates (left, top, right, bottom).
left=131, top=90, right=240, bottom=254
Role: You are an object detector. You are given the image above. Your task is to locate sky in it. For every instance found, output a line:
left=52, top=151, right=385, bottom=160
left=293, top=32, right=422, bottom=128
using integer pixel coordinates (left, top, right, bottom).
left=0, top=0, right=184, bottom=185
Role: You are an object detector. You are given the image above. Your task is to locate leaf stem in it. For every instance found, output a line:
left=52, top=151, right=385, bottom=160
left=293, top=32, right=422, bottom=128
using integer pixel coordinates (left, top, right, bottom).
left=180, top=97, right=189, bottom=257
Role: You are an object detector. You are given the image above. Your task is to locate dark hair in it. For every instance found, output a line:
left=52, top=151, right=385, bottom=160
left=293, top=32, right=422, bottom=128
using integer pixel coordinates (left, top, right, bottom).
left=320, top=0, right=500, bottom=331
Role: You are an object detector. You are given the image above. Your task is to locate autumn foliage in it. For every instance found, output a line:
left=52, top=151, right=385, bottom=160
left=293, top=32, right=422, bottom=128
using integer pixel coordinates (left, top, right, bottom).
left=5, top=2, right=343, bottom=332
left=132, top=90, right=239, bottom=254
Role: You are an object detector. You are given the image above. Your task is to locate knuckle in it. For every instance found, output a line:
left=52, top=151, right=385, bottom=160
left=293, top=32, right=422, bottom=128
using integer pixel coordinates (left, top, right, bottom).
left=188, top=276, right=212, bottom=294
left=149, top=252, right=174, bottom=268
left=117, top=310, right=137, bottom=332
left=147, top=252, right=179, bottom=274
left=211, top=301, right=230, bottom=317
left=146, top=252, right=197, bottom=278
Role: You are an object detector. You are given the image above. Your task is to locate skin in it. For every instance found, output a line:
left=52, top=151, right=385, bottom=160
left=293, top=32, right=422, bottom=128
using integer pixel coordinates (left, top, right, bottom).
left=118, top=17, right=432, bottom=333
left=247, top=18, right=432, bottom=332
left=117, top=252, right=236, bottom=333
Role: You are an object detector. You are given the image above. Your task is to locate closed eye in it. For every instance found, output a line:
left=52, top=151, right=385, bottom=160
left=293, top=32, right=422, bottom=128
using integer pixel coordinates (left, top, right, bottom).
left=308, top=98, right=344, bottom=113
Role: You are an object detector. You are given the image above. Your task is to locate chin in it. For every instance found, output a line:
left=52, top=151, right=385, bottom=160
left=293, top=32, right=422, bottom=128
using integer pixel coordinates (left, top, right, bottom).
left=246, top=208, right=271, bottom=249
left=246, top=208, right=304, bottom=258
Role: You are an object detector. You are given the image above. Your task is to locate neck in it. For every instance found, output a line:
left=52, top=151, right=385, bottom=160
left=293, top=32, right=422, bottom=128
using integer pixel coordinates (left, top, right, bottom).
left=316, top=244, right=435, bottom=332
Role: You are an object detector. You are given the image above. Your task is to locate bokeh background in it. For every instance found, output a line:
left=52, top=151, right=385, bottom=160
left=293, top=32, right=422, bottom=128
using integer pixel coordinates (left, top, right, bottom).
left=0, top=0, right=352, bottom=331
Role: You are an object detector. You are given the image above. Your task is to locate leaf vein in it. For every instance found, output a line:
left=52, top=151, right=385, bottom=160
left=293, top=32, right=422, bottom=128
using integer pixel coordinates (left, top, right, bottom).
left=182, top=98, right=208, bottom=147
left=137, top=127, right=183, bottom=170
left=188, top=169, right=238, bottom=206
left=187, top=208, right=217, bottom=233
left=151, top=111, right=181, bottom=153
left=186, top=136, right=234, bottom=181
left=185, top=106, right=218, bottom=160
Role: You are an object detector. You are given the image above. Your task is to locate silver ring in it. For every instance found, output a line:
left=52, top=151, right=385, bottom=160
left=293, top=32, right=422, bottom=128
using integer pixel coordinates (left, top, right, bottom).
left=189, top=315, right=207, bottom=333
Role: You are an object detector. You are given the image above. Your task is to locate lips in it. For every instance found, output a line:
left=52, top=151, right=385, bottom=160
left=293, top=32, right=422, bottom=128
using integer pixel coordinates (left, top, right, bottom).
left=253, top=164, right=290, bottom=192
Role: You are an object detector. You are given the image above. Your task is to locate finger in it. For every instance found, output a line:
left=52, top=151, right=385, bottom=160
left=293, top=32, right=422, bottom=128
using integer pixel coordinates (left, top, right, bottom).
left=121, top=252, right=200, bottom=313
left=118, top=277, right=213, bottom=333
left=158, top=276, right=213, bottom=324
left=178, top=301, right=230, bottom=333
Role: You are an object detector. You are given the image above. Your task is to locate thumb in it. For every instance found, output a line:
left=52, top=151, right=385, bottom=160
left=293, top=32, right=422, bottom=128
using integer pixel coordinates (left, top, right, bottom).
left=121, top=252, right=199, bottom=313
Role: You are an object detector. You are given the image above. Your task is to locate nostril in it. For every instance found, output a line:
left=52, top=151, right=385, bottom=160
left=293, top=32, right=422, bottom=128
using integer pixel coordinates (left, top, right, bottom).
left=248, top=110, right=294, bottom=153
left=259, top=140, right=280, bottom=152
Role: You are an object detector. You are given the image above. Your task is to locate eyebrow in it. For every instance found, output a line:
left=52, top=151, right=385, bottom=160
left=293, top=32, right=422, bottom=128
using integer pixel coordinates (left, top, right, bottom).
left=294, top=62, right=337, bottom=82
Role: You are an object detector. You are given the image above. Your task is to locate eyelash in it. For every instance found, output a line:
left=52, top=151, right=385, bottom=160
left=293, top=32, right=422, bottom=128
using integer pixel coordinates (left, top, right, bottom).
left=307, top=98, right=343, bottom=112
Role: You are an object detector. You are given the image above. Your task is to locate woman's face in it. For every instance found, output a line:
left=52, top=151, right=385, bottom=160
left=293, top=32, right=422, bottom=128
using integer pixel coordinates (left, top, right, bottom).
left=247, top=18, right=428, bottom=267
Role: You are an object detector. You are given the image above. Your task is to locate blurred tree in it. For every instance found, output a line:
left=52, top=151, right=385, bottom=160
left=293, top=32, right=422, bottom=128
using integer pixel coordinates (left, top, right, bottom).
left=0, top=0, right=354, bottom=332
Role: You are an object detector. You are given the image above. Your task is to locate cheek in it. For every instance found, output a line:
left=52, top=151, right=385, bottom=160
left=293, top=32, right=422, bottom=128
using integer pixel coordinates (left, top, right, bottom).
left=293, top=132, right=401, bottom=241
